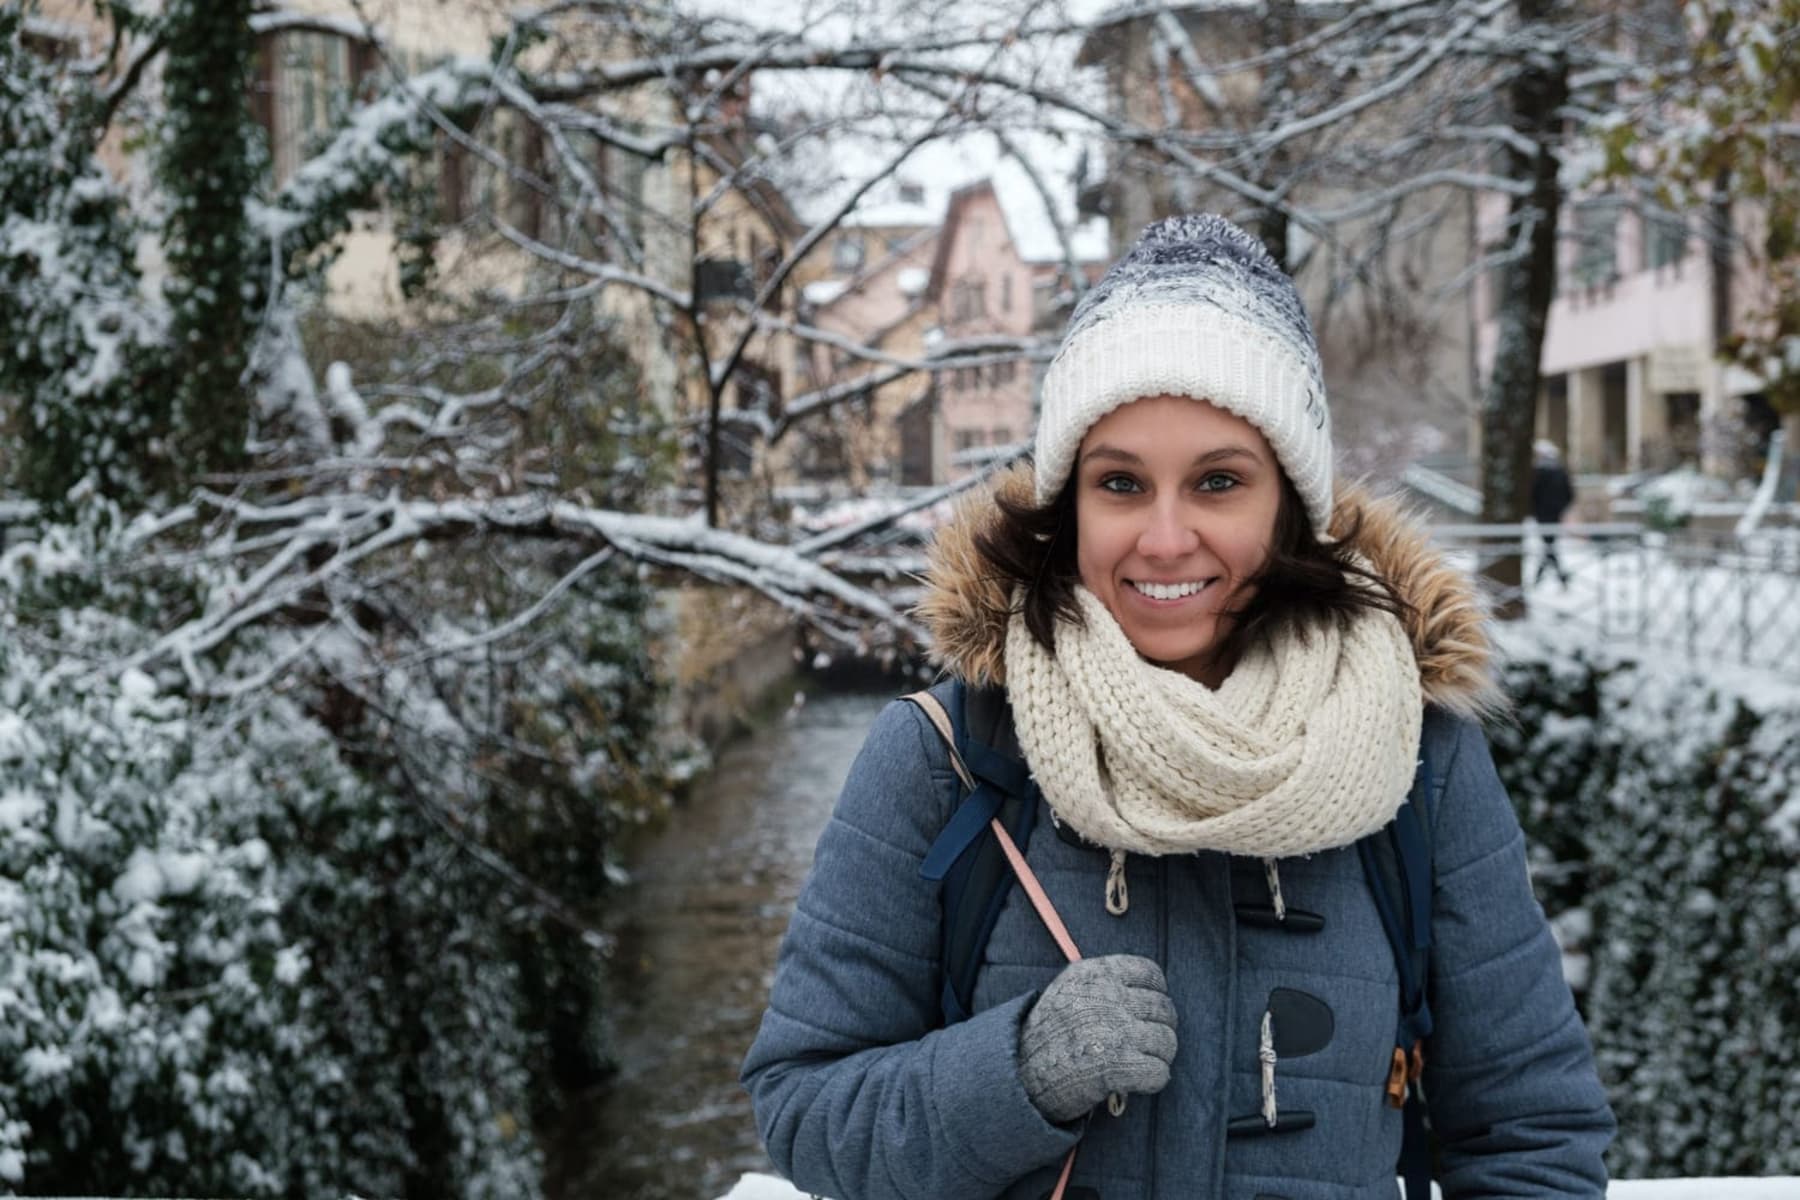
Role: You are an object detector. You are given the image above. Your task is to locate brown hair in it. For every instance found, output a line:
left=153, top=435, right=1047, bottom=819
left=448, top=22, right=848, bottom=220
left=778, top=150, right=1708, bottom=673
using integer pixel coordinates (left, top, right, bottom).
left=972, top=468, right=1411, bottom=673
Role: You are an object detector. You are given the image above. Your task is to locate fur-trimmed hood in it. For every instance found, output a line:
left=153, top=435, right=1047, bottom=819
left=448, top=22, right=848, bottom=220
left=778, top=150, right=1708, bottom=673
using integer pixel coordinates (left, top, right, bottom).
left=914, top=462, right=1504, bottom=720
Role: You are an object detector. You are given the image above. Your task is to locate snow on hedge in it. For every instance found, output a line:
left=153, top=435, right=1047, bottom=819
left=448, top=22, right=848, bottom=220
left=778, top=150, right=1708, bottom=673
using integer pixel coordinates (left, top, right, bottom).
left=1492, top=624, right=1800, bottom=1179
left=0, top=443, right=702, bottom=1200
left=0, top=516, right=547, bottom=1196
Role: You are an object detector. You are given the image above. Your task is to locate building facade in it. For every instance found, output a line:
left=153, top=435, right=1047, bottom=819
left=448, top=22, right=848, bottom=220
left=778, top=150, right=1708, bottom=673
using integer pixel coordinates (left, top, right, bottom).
left=1472, top=192, right=1782, bottom=481
left=795, top=182, right=941, bottom=487
left=924, top=182, right=1041, bottom=481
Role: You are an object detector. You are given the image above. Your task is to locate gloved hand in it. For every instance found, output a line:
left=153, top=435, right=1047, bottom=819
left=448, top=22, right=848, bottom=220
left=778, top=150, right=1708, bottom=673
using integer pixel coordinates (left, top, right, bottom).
left=1017, top=953, right=1177, bottom=1124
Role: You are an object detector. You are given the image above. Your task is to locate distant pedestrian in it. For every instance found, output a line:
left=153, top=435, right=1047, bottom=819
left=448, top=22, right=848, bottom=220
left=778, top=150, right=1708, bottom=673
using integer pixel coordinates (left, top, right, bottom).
left=743, top=215, right=1612, bottom=1199
left=1532, top=439, right=1574, bottom=586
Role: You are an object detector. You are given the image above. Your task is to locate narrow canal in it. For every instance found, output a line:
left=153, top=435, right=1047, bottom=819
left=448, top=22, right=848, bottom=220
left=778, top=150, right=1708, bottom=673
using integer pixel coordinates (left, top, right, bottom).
left=561, top=687, right=892, bottom=1200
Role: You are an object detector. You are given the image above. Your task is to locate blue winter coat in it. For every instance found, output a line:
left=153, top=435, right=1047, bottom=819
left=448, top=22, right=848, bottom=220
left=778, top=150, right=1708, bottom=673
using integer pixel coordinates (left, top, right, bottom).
left=741, top=472, right=1614, bottom=1200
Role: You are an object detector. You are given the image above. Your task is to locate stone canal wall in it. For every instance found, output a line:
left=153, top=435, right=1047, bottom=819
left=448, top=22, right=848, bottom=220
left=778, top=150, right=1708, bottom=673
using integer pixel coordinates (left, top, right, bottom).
left=657, top=585, right=799, bottom=747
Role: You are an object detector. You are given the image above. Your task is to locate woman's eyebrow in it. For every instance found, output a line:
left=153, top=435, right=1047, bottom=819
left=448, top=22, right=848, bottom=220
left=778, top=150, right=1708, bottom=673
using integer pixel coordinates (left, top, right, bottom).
left=1080, top=444, right=1261, bottom=468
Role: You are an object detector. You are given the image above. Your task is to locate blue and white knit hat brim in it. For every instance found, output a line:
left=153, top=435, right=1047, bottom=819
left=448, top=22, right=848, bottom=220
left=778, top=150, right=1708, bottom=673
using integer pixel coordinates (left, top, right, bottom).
left=1035, top=302, right=1334, bottom=535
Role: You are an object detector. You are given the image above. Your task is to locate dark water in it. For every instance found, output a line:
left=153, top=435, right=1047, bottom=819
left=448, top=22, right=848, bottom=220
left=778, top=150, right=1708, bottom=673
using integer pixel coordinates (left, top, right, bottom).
left=560, top=689, right=890, bottom=1200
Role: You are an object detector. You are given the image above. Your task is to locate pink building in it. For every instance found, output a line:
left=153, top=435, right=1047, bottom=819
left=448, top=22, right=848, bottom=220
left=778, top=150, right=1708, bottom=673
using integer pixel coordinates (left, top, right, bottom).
left=924, top=181, right=1041, bottom=480
left=800, top=175, right=1106, bottom=487
left=797, top=184, right=941, bottom=486
left=1474, top=192, right=1784, bottom=481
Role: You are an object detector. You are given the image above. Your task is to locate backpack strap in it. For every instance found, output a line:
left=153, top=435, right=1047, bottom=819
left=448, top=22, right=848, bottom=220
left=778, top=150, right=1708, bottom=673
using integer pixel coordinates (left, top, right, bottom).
left=904, top=683, right=1083, bottom=1200
left=1358, top=720, right=1443, bottom=1200
left=902, top=681, right=1039, bottom=1025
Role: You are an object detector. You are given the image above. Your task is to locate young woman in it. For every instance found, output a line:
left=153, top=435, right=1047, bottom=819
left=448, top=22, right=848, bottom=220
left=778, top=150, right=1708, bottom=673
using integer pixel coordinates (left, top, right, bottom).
left=741, top=215, right=1614, bottom=1200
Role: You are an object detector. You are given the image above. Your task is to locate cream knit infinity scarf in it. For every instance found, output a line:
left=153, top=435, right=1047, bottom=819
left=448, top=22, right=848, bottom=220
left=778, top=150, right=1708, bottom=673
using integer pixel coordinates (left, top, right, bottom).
left=1004, top=587, right=1423, bottom=860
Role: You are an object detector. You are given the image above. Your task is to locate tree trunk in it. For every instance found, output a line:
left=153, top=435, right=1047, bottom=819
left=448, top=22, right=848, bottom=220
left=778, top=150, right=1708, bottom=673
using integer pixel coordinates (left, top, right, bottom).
left=1708, top=167, right=1733, bottom=347
left=1253, top=0, right=1298, bottom=267
left=705, top=379, right=724, bottom=527
left=1478, top=0, right=1569, bottom=617
left=160, top=0, right=258, bottom=488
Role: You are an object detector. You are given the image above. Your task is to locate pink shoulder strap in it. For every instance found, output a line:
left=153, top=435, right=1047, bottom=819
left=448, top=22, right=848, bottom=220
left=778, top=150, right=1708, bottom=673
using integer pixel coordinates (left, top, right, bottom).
left=903, top=690, right=1085, bottom=1199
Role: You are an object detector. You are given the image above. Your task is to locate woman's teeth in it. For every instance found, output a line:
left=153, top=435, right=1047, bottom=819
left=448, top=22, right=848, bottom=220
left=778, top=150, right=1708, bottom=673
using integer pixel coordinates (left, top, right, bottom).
left=1130, top=579, right=1209, bottom=601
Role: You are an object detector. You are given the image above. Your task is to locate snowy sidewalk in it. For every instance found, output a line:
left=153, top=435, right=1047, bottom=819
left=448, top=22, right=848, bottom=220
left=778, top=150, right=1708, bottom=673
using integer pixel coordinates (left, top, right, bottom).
left=717, top=1172, right=1800, bottom=1198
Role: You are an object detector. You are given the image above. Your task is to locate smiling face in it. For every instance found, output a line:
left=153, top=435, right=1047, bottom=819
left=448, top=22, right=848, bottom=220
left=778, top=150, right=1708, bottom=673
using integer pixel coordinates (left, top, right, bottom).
left=1073, top=394, right=1284, bottom=686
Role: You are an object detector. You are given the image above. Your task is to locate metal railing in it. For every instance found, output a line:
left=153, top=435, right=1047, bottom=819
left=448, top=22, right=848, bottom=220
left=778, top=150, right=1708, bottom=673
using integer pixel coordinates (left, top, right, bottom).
left=1430, top=522, right=1800, bottom=678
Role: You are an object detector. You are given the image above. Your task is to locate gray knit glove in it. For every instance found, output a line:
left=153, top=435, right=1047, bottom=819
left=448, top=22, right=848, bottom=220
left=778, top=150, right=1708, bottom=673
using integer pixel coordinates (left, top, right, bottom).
left=1017, top=954, right=1177, bottom=1124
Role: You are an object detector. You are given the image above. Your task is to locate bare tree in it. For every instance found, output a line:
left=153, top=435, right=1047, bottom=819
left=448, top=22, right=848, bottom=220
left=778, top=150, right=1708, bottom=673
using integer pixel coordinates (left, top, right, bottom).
left=11, top=0, right=1684, bottom=714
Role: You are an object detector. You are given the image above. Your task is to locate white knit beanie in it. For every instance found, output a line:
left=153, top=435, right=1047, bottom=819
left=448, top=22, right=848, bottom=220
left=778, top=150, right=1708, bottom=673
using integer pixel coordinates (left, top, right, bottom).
left=1035, top=214, right=1334, bottom=536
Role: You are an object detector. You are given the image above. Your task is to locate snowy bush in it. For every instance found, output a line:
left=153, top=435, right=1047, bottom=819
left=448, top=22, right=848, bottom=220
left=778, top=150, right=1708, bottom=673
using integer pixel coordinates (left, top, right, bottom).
left=0, top=13, right=172, bottom=507
left=1491, top=634, right=1800, bottom=1178
left=0, top=485, right=682, bottom=1196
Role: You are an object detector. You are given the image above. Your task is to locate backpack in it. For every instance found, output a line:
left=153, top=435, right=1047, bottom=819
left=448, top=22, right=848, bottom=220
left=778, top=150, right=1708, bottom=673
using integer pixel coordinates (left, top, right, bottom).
left=904, top=678, right=1440, bottom=1200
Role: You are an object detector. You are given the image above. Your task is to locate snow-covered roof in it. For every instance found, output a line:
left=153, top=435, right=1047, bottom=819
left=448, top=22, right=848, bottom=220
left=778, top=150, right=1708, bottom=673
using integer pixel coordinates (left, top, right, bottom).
left=951, top=164, right=1111, bottom=264
left=1011, top=206, right=1110, bottom=265
left=781, top=126, right=1111, bottom=266
left=840, top=192, right=944, bottom=229
left=802, top=279, right=850, bottom=305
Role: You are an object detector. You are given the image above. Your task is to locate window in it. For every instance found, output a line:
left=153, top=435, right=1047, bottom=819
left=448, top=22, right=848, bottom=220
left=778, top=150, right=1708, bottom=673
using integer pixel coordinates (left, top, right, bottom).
left=696, top=259, right=754, bottom=304
left=1643, top=209, right=1687, bottom=271
left=954, top=429, right=983, bottom=452
left=952, top=279, right=988, bottom=322
left=1001, top=273, right=1013, bottom=313
left=497, top=111, right=546, bottom=241
left=437, top=136, right=470, bottom=224
left=20, top=20, right=85, bottom=63
left=1571, top=199, right=1621, bottom=289
left=833, top=236, right=865, bottom=273
left=273, top=31, right=356, bottom=184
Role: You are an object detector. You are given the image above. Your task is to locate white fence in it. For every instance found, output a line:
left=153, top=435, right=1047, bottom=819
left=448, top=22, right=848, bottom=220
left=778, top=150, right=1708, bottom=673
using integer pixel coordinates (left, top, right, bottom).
left=1432, top=522, right=1800, bottom=677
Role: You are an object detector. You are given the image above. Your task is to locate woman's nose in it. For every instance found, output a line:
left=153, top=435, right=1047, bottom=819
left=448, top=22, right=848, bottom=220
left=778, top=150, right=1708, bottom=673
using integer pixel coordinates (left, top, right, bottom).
left=1137, top=502, right=1200, bottom=560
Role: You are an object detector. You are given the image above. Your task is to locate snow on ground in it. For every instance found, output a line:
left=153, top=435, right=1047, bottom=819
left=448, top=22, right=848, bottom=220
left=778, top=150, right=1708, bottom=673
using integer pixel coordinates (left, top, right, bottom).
left=718, top=1175, right=808, bottom=1200
left=716, top=1173, right=1800, bottom=1199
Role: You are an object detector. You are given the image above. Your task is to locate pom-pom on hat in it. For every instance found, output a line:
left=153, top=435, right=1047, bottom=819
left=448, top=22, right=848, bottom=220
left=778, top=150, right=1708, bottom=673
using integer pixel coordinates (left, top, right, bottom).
left=1034, top=214, right=1334, bottom=535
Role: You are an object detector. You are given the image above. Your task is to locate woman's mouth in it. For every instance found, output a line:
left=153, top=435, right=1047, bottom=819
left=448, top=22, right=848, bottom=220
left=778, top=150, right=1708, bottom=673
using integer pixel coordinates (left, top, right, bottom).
left=1126, top=578, right=1215, bottom=605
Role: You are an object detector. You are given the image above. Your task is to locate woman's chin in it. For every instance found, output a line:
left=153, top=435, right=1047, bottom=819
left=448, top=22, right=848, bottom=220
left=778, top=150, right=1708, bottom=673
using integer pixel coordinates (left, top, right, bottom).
left=1129, top=636, right=1220, bottom=677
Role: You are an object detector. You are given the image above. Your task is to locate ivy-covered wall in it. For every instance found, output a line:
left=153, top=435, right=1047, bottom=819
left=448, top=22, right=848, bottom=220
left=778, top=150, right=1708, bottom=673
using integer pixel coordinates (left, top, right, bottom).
left=1490, top=634, right=1800, bottom=1179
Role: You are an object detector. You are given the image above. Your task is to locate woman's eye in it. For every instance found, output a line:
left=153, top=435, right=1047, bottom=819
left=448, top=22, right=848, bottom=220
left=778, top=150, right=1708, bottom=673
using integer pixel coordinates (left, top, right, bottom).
left=1197, top=473, right=1238, bottom=493
left=1099, top=474, right=1141, bottom=494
